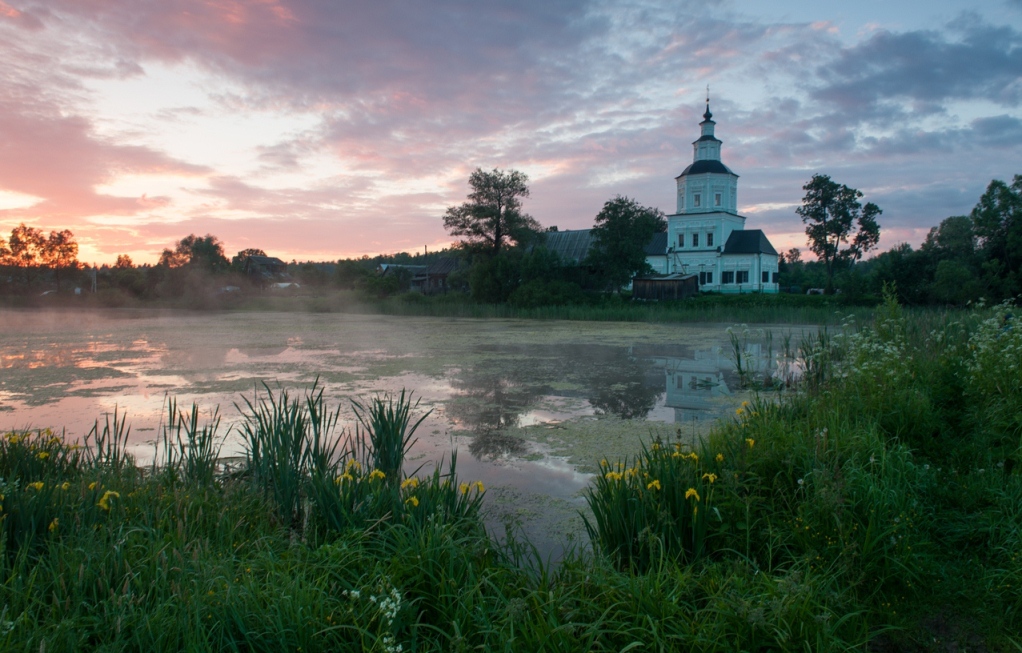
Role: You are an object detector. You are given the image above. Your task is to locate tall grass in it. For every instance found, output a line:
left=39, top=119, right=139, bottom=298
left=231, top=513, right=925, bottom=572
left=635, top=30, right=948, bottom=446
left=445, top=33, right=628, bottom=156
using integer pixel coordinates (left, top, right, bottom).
left=352, top=389, right=429, bottom=483
left=237, top=381, right=343, bottom=529
left=156, top=399, right=225, bottom=486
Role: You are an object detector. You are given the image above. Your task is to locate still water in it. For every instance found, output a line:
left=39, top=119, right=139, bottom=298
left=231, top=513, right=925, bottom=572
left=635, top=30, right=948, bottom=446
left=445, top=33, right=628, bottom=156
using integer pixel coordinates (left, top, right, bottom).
left=0, top=309, right=796, bottom=558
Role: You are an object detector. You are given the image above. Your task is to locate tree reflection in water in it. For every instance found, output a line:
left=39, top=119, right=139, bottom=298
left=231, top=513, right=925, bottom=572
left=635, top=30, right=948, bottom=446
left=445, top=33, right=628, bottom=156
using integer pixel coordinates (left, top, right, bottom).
left=445, top=344, right=675, bottom=460
left=468, top=429, right=530, bottom=460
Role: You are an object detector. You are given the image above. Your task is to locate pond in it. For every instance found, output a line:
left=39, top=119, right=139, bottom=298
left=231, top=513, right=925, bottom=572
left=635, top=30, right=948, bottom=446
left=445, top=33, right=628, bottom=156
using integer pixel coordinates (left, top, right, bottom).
left=0, top=309, right=804, bottom=560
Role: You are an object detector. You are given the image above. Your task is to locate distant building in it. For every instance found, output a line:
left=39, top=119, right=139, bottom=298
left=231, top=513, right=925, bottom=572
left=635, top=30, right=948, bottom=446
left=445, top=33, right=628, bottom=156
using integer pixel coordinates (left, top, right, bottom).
left=377, top=263, right=427, bottom=278
left=244, top=255, right=288, bottom=282
left=632, top=273, right=699, bottom=301
left=660, top=100, right=779, bottom=293
left=410, top=257, right=464, bottom=294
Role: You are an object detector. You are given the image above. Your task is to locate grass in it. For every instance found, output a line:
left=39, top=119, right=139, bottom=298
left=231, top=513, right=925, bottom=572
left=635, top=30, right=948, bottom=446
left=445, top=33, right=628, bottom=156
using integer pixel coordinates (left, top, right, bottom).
left=2, top=291, right=1021, bottom=650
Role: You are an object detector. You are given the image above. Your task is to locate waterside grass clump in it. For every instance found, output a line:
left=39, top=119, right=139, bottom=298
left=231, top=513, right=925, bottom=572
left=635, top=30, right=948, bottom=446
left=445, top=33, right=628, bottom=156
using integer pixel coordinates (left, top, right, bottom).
left=2, top=292, right=1021, bottom=650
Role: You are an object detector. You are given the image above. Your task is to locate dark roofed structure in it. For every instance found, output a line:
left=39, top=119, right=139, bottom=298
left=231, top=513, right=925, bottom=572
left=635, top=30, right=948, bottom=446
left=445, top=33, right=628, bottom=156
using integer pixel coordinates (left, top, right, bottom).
left=426, top=257, right=461, bottom=276
left=675, top=160, right=737, bottom=178
left=541, top=229, right=596, bottom=264
left=379, top=264, right=427, bottom=277
left=722, top=230, right=778, bottom=256
left=542, top=229, right=669, bottom=264
left=632, top=273, right=699, bottom=301
left=243, top=255, right=287, bottom=280
left=644, top=232, right=668, bottom=257
left=410, top=257, right=464, bottom=294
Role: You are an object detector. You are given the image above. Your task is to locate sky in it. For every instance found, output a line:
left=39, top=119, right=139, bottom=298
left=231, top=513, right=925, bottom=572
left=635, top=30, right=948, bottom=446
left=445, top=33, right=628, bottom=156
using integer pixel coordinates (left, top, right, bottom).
left=1, top=0, right=1021, bottom=265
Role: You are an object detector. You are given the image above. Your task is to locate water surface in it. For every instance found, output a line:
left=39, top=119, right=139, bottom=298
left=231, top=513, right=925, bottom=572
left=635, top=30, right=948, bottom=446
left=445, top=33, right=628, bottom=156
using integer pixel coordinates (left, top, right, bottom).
left=0, top=309, right=796, bottom=559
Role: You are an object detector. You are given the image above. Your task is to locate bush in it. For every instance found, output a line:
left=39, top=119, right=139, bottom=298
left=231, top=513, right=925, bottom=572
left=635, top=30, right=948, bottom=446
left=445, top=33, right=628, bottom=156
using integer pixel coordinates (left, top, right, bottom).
left=508, top=279, right=587, bottom=308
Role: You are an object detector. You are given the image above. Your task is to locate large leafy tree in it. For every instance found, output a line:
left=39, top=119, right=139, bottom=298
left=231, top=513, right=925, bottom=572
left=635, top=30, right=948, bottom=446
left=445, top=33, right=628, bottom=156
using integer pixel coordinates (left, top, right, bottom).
left=971, top=174, right=1022, bottom=298
left=443, top=168, right=540, bottom=256
left=6, top=224, right=46, bottom=267
left=584, top=196, right=666, bottom=291
left=159, top=234, right=229, bottom=272
left=41, top=229, right=79, bottom=288
left=796, top=174, right=882, bottom=294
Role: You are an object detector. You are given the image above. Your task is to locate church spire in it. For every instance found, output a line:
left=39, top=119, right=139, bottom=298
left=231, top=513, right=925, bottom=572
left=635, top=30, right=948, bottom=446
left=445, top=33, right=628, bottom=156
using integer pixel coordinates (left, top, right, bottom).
left=695, top=88, right=720, bottom=159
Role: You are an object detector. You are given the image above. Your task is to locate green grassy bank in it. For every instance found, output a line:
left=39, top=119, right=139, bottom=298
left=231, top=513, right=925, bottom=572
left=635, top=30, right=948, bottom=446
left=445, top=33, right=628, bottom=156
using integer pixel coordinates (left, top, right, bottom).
left=2, top=295, right=1020, bottom=651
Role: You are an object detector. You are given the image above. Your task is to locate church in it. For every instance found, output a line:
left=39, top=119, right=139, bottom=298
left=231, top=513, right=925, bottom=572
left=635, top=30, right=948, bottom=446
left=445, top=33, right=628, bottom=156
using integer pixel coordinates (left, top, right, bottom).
left=646, top=100, right=780, bottom=293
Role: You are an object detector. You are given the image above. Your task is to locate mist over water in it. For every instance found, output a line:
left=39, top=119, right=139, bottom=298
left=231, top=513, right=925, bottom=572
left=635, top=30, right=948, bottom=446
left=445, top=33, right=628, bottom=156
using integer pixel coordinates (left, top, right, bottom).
left=0, top=309, right=796, bottom=560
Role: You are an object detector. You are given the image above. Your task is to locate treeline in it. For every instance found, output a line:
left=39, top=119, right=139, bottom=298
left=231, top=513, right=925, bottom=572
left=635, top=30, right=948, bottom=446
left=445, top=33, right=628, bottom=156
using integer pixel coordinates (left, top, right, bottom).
left=780, top=175, right=1022, bottom=305
left=5, top=173, right=1019, bottom=309
left=0, top=224, right=80, bottom=289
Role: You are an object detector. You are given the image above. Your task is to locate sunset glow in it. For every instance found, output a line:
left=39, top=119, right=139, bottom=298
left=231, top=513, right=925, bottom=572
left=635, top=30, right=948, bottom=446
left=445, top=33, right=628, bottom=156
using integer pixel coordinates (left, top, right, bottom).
left=2, top=0, right=1020, bottom=265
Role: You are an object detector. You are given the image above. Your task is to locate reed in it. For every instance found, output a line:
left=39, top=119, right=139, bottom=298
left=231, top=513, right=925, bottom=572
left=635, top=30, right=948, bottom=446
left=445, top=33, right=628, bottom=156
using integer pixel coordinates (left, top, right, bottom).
left=156, top=399, right=225, bottom=486
left=351, top=390, right=429, bottom=484
left=83, top=406, right=133, bottom=472
left=237, top=381, right=343, bottom=529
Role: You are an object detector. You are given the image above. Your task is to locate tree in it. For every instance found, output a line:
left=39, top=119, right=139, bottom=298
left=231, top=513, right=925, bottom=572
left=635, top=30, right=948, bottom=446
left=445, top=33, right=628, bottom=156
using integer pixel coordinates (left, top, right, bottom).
left=41, top=229, right=79, bottom=289
left=114, top=254, right=134, bottom=269
left=443, top=168, right=540, bottom=256
left=159, top=234, right=229, bottom=272
left=970, top=175, right=1022, bottom=299
left=7, top=224, right=45, bottom=267
left=584, top=196, right=665, bottom=291
left=784, top=247, right=802, bottom=265
left=796, top=174, right=882, bottom=294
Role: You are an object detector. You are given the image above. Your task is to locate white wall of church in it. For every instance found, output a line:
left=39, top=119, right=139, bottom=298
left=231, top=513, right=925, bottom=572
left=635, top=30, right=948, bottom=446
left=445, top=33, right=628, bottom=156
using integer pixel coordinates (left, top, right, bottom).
left=668, top=212, right=745, bottom=256
left=676, top=175, right=738, bottom=214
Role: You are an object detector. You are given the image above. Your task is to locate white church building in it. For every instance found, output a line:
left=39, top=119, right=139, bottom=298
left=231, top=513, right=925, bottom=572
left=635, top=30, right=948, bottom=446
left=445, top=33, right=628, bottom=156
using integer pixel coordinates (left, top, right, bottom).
left=647, top=101, right=780, bottom=293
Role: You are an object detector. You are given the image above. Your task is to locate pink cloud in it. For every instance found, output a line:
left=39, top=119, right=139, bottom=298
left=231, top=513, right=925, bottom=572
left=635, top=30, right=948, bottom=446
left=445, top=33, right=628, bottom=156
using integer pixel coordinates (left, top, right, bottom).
left=1, top=1, right=1018, bottom=265
left=0, top=97, right=208, bottom=225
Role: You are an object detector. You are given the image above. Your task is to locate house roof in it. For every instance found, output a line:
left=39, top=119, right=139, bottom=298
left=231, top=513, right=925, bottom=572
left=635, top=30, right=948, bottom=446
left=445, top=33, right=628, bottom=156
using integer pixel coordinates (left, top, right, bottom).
left=379, top=264, right=427, bottom=276
left=426, top=257, right=461, bottom=276
left=542, top=229, right=669, bottom=263
left=644, top=232, right=668, bottom=256
left=247, top=255, right=286, bottom=266
left=675, top=160, right=738, bottom=178
left=633, top=273, right=698, bottom=281
left=722, top=229, right=778, bottom=256
left=542, top=229, right=596, bottom=264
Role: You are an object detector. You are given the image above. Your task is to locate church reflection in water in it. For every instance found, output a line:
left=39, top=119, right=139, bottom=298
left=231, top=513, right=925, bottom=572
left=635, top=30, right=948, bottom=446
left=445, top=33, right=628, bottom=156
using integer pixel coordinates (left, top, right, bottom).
left=446, top=341, right=775, bottom=459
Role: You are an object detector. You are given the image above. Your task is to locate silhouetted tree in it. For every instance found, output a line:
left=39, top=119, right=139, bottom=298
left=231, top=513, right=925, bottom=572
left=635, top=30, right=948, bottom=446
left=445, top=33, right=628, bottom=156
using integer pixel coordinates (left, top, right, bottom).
left=41, top=229, right=79, bottom=288
left=797, top=175, right=882, bottom=294
left=7, top=224, right=45, bottom=268
left=443, top=168, right=540, bottom=256
left=159, top=234, right=229, bottom=272
left=971, top=175, right=1022, bottom=299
